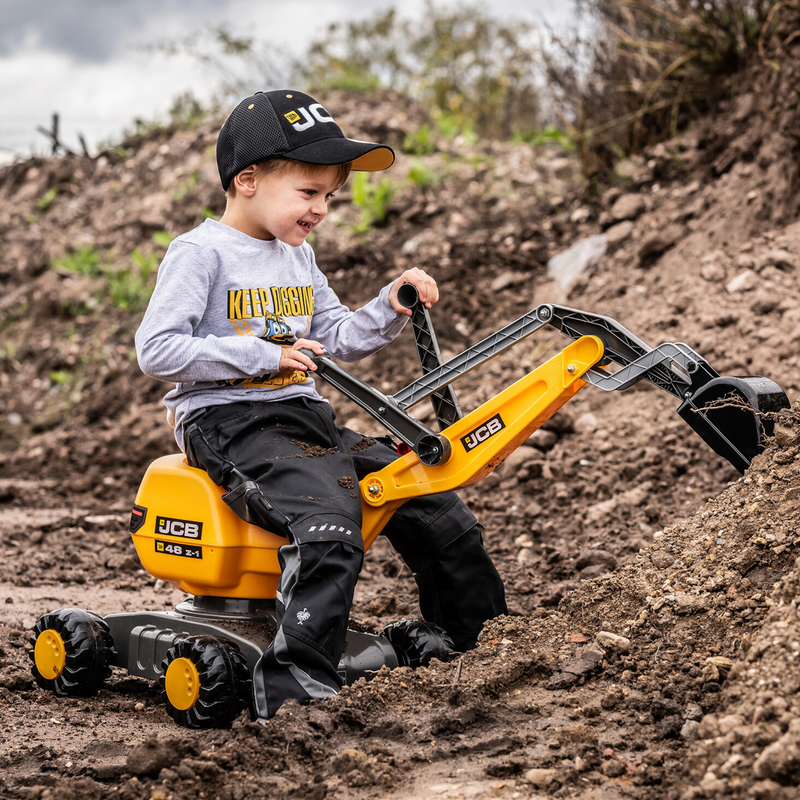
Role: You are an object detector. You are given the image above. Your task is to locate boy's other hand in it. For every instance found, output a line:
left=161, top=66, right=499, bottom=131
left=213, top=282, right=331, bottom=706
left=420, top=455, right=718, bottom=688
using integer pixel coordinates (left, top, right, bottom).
left=279, top=339, right=325, bottom=372
left=389, top=268, right=439, bottom=317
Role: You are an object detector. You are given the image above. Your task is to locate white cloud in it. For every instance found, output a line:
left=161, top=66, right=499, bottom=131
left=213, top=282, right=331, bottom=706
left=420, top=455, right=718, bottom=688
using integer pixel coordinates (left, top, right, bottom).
left=0, top=0, right=577, bottom=155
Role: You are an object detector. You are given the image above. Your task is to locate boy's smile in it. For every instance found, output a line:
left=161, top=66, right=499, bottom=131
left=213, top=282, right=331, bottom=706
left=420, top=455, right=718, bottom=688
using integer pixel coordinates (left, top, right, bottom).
left=223, top=163, right=343, bottom=246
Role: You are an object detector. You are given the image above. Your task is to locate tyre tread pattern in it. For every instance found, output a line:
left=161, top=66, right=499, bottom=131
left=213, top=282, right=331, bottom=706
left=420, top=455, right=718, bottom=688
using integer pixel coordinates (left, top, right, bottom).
left=29, top=608, right=115, bottom=697
left=160, top=635, right=251, bottom=729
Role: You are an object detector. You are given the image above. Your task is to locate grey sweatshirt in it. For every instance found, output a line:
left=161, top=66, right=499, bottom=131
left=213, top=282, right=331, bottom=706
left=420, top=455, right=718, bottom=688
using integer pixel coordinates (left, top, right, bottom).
left=135, top=219, right=406, bottom=448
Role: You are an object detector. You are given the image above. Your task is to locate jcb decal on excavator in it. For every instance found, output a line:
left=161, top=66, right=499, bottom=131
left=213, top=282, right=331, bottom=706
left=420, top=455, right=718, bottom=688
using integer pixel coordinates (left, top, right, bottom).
left=461, top=414, right=506, bottom=452
left=156, top=516, right=203, bottom=540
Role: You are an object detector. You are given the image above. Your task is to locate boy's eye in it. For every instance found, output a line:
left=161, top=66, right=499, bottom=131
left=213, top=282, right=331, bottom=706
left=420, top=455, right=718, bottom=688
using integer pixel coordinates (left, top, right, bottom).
left=326, top=193, right=336, bottom=201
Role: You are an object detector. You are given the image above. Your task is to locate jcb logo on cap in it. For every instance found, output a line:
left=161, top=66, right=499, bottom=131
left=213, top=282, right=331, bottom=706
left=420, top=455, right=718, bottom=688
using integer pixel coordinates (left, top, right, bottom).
left=461, top=414, right=505, bottom=452
left=284, top=104, right=335, bottom=132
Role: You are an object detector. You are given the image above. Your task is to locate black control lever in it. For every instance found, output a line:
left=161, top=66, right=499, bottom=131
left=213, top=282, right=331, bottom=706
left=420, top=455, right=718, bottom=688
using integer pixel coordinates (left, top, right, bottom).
left=300, top=349, right=451, bottom=466
left=396, top=283, right=462, bottom=431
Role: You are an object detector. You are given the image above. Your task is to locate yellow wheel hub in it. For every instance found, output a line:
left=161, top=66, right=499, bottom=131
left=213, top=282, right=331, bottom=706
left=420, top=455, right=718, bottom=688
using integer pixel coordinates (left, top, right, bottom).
left=34, top=629, right=66, bottom=679
left=165, top=657, right=201, bottom=711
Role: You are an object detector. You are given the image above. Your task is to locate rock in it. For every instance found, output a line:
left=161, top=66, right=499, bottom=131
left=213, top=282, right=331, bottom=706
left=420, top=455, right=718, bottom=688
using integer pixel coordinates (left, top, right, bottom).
left=601, top=685, right=625, bottom=709
left=105, top=554, right=141, bottom=571
left=674, top=592, right=710, bottom=614
left=651, top=697, right=682, bottom=721
left=602, top=759, right=626, bottom=777
left=547, top=647, right=605, bottom=689
left=615, top=158, right=645, bottom=181
left=699, top=252, right=727, bottom=282
left=681, top=720, right=700, bottom=740
left=497, top=445, right=542, bottom=478
left=524, top=768, right=559, bottom=786
left=758, top=248, right=796, bottom=271
left=547, top=234, right=607, bottom=290
left=526, top=429, right=558, bottom=451
left=605, top=220, right=634, bottom=246
left=127, top=738, right=184, bottom=777
left=595, top=631, right=631, bottom=654
left=753, top=719, right=800, bottom=780
left=562, top=647, right=604, bottom=678
left=585, top=481, right=653, bottom=524
left=610, top=193, right=645, bottom=221
left=638, top=224, right=685, bottom=266
left=651, top=550, right=675, bottom=569
left=490, top=270, right=528, bottom=291
left=726, top=269, right=759, bottom=293
left=573, top=412, right=599, bottom=433
left=717, top=714, right=744, bottom=734
left=733, top=92, right=757, bottom=121
left=575, top=550, right=617, bottom=571
left=570, top=206, right=591, bottom=223
left=684, top=703, right=704, bottom=721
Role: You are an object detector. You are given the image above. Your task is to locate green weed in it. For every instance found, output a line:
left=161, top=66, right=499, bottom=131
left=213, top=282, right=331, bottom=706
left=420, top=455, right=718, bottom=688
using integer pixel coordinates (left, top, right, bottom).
left=53, top=246, right=102, bottom=277
left=351, top=172, right=395, bottom=234
left=50, top=246, right=157, bottom=313
left=526, top=126, right=575, bottom=150
left=152, top=230, right=175, bottom=248
left=403, top=125, right=437, bottom=156
left=107, top=249, right=158, bottom=312
left=37, top=188, right=58, bottom=212
left=407, top=160, right=436, bottom=189
left=173, top=171, right=200, bottom=200
left=49, top=370, right=73, bottom=385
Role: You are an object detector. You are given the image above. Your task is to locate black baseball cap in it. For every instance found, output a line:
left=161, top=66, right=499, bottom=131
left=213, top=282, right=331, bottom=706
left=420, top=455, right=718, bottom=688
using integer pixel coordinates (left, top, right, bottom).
left=216, top=90, right=395, bottom=190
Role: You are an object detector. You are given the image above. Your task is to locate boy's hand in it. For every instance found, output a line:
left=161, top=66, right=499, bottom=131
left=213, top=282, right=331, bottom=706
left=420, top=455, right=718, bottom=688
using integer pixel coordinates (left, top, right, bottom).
left=389, top=268, right=439, bottom=317
left=279, top=339, right=325, bottom=372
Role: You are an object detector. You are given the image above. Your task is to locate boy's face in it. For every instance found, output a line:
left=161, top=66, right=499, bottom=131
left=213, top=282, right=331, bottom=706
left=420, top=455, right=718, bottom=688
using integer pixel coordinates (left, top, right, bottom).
left=244, top=163, right=342, bottom=246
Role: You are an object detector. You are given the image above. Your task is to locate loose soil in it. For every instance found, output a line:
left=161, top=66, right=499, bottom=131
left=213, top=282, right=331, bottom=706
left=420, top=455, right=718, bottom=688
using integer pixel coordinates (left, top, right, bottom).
left=2, top=32, right=800, bottom=799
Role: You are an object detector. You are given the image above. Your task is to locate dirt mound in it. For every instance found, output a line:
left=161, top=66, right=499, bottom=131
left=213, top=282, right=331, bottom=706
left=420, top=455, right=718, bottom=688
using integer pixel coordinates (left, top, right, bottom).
left=1, top=57, right=800, bottom=798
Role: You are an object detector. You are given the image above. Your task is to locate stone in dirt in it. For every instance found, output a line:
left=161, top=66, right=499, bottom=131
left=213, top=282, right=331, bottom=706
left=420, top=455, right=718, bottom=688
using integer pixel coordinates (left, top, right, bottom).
left=610, top=193, right=646, bottom=221
left=546, top=234, right=607, bottom=289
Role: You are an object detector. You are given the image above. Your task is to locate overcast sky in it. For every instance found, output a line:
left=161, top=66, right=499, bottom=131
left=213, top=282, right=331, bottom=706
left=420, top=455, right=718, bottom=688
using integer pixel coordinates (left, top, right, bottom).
left=0, top=0, right=576, bottom=162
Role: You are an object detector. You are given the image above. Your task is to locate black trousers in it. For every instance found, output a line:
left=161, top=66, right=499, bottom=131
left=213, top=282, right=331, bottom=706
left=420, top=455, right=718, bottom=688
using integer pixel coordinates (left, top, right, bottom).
left=184, top=398, right=506, bottom=718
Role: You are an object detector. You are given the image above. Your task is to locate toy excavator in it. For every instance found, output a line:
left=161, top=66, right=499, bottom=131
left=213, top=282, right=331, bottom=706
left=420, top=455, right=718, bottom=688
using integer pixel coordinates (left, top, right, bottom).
left=29, top=288, right=789, bottom=727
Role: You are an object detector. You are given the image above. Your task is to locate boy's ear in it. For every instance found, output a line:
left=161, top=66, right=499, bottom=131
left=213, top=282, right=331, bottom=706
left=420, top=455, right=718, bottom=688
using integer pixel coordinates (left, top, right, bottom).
left=233, top=166, right=258, bottom=196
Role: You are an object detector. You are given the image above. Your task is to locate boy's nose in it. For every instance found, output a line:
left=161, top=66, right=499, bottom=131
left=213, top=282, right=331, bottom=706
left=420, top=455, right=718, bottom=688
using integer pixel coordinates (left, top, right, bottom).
left=311, top=197, right=327, bottom=216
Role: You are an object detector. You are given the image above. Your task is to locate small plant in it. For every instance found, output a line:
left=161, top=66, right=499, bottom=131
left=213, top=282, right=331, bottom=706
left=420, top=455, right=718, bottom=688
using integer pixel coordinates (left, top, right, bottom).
left=173, top=170, right=200, bottom=200
left=49, top=370, right=73, bottom=386
left=407, top=160, right=435, bottom=189
left=107, top=249, right=158, bottom=312
left=37, top=188, right=58, bottom=212
left=152, top=230, right=175, bottom=249
left=526, top=126, right=575, bottom=150
left=50, top=246, right=158, bottom=313
left=403, top=125, right=437, bottom=156
left=351, top=172, right=395, bottom=234
left=53, top=246, right=101, bottom=277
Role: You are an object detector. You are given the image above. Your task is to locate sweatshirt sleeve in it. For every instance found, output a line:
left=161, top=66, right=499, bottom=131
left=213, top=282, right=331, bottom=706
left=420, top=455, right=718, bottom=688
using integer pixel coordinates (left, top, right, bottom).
left=308, top=252, right=407, bottom=362
left=135, top=241, right=282, bottom=382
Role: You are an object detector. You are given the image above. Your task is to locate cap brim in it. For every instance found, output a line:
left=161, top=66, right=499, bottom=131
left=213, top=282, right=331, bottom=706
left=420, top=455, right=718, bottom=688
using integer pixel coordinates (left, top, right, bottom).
left=285, top=137, right=395, bottom=171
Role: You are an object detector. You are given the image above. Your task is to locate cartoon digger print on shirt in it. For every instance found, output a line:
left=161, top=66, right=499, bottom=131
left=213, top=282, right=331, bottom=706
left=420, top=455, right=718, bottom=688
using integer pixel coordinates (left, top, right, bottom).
left=217, top=284, right=315, bottom=389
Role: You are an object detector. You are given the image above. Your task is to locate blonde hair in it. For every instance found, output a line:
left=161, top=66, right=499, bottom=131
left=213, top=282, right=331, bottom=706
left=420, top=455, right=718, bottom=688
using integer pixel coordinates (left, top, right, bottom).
left=226, top=159, right=352, bottom=198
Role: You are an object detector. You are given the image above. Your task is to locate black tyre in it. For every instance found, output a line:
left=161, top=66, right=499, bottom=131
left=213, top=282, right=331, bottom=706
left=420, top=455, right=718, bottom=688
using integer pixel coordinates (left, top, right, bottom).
left=29, top=608, right=114, bottom=697
left=383, top=619, right=454, bottom=668
left=160, top=635, right=251, bottom=729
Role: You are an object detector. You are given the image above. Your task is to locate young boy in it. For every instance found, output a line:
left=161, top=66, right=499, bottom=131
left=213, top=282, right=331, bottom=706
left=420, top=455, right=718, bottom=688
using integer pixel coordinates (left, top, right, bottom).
left=136, top=90, right=506, bottom=720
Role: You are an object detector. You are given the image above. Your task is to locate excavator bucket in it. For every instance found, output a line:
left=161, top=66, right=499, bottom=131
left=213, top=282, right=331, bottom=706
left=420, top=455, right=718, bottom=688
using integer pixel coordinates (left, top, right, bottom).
left=677, top=376, right=790, bottom=473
